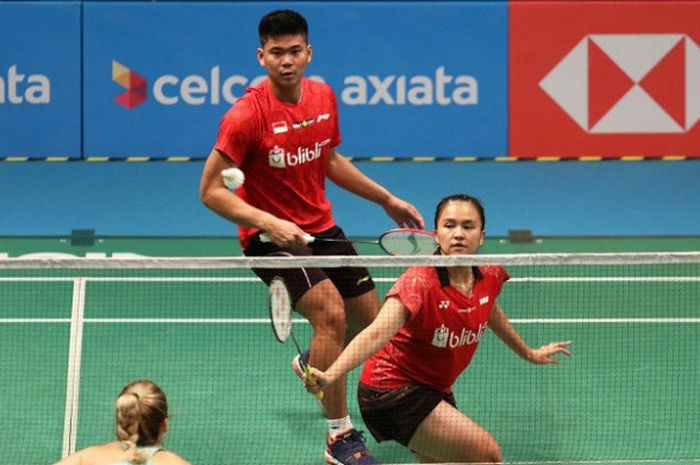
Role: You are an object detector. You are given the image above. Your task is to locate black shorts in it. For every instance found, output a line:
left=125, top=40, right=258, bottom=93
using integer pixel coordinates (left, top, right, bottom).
left=243, top=226, right=375, bottom=305
left=357, top=382, right=457, bottom=447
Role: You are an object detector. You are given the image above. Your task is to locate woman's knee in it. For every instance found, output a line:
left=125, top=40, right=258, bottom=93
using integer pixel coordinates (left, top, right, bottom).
left=478, top=438, right=502, bottom=463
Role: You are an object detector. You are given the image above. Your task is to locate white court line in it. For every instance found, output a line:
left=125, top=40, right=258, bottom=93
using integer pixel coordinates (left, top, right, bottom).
left=1, top=276, right=700, bottom=283
left=0, top=318, right=71, bottom=323
left=381, top=459, right=700, bottom=465
left=508, top=277, right=700, bottom=283
left=85, top=317, right=699, bottom=324
left=7, top=459, right=698, bottom=465
left=2, top=317, right=700, bottom=324
left=61, top=278, right=86, bottom=457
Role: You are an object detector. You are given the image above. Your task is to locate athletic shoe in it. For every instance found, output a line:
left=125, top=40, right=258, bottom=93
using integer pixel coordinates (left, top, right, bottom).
left=325, top=428, right=379, bottom=465
left=292, top=349, right=326, bottom=414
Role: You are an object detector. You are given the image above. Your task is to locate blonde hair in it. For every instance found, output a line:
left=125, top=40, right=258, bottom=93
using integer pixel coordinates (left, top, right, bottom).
left=115, top=380, right=168, bottom=464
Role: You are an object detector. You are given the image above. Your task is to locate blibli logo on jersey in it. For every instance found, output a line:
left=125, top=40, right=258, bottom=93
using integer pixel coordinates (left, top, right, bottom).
left=268, top=141, right=325, bottom=168
left=431, top=325, right=450, bottom=348
left=268, top=146, right=286, bottom=168
left=431, top=323, right=488, bottom=349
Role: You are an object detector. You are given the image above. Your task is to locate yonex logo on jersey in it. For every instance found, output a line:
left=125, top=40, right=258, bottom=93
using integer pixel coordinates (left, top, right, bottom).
left=438, top=300, right=450, bottom=309
left=112, top=61, right=147, bottom=109
left=540, top=34, right=700, bottom=133
left=479, top=296, right=489, bottom=305
left=431, top=323, right=487, bottom=349
left=317, top=113, right=330, bottom=122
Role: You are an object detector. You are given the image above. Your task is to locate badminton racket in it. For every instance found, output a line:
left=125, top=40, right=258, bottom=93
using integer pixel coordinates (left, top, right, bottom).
left=260, top=227, right=436, bottom=255
left=269, top=276, right=323, bottom=400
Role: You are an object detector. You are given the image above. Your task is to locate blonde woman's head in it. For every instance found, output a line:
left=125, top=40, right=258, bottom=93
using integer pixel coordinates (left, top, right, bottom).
left=115, top=380, right=168, bottom=464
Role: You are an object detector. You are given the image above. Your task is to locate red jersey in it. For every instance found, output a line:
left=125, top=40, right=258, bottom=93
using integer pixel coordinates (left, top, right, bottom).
left=359, top=265, right=510, bottom=394
left=215, top=78, right=342, bottom=248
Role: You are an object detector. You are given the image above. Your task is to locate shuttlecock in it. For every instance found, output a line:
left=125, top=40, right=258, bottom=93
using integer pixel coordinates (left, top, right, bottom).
left=221, top=168, right=245, bottom=189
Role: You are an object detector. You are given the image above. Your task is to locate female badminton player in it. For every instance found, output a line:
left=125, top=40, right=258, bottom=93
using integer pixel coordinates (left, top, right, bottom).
left=53, top=380, right=191, bottom=465
left=304, top=194, right=572, bottom=463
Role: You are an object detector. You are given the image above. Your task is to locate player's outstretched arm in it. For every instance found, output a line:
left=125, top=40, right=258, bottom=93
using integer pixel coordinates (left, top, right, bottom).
left=305, top=297, right=408, bottom=393
left=488, top=304, right=572, bottom=364
left=327, top=149, right=425, bottom=229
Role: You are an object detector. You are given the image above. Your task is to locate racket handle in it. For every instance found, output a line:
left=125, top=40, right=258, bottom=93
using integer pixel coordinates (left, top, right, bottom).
left=304, top=364, right=324, bottom=400
left=259, top=233, right=315, bottom=244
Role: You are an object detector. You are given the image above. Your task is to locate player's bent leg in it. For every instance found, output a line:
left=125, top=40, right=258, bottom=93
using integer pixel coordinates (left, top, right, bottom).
left=295, top=278, right=349, bottom=420
left=411, top=451, right=439, bottom=464
left=407, top=400, right=502, bottom=463
left=343, top=288, right=381, bottom=343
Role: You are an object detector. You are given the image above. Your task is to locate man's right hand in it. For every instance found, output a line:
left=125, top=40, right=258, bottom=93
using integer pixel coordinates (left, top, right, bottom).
left=260, top=219, right=311, bottom=247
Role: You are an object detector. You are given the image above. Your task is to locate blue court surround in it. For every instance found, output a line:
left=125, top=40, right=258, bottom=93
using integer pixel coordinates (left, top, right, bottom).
left=0, top=160, right=698, bottom=237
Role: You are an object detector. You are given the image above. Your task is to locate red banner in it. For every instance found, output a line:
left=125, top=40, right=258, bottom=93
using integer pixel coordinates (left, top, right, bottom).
left=510, top=1, right=700, bottom=157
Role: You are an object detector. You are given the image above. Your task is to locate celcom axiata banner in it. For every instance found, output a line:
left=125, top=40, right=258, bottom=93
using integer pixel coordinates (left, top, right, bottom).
left=83, top=2, right=508, bottom=158
left=0, top=3, right=81, bottom=158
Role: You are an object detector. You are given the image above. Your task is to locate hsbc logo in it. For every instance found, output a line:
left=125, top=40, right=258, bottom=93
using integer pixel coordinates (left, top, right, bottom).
left=540, top=34, right=700, bottom=134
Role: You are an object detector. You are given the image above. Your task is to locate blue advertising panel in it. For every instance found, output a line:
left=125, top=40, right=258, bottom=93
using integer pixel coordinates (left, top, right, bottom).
left=0, top=3, right=81, bottom=157
left=83, top=2, right=507, bottom=158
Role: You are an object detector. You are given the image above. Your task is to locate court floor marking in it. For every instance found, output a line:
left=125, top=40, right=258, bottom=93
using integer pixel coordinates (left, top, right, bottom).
left=3, top=275, right=698, bottom=462
left=62, top=277, right=86, bottom=457
left=1, top=276, right=699, bottom=283
left=382, top=459, right=700, bottom=465
left=3, top=317, right=700, bottom=324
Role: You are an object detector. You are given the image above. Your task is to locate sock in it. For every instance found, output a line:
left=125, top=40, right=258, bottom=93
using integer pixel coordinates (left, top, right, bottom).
left=328, top=415, right=353, bottom=438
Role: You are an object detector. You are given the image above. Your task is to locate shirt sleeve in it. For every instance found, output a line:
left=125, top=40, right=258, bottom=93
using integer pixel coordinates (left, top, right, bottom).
left=496, top=265, right=510, bottom=283
left=214, top=98, right=259, bottom=166
left=385, top=268, right=429, bottom=319
left=328, top=87, right=342, bottom=149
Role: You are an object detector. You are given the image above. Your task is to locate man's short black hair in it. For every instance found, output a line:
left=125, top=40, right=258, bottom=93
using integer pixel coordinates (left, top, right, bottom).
left=259, top=10, right=308, bottom=46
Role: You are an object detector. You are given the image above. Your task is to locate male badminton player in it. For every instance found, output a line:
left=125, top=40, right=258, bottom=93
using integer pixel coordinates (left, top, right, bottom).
left=303, top=194, right=572, bottom=463
left=199, top=9, right=423, bottom=465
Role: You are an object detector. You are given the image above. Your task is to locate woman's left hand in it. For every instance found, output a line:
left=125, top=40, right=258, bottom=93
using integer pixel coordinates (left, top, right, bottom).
left=528, top=341, right=572, bottom=364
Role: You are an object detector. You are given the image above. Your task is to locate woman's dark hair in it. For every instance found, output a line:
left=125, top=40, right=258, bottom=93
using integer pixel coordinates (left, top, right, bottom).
left=433, top=194, right=486, bottom=230
left=259, top=10, right=308, bottom=46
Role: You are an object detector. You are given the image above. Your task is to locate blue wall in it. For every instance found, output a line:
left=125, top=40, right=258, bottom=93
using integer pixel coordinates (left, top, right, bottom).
left=1, top=1, right=698, bottom=237
left=1, top=160, right=698, bottom=236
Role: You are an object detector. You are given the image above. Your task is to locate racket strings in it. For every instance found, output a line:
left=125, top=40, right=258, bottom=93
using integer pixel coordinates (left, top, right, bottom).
left=379, top=231, right=437, bottom=255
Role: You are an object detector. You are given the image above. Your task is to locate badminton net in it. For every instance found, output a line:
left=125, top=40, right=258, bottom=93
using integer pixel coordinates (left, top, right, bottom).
left=0, top=252, right=698, bottom=465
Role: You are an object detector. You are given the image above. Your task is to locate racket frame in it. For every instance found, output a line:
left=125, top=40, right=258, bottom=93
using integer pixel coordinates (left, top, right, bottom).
left=260, top=228, right=436, bottom=256
left=268, top=276, right=323, bottom=400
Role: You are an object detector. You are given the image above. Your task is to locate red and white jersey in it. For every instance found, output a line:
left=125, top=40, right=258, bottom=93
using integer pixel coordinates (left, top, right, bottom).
left=215, top=78, right=342, bottom=248
left=360, top=265, right=510, bottom=393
